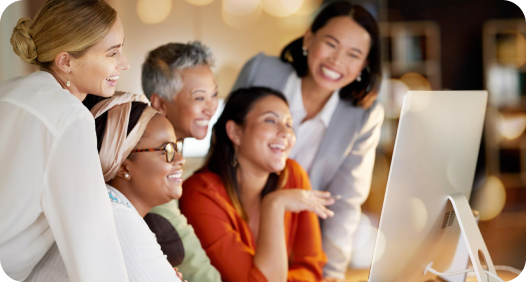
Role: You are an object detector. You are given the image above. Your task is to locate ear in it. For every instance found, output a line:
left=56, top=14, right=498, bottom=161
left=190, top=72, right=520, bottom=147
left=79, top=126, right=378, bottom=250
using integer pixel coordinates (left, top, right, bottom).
left=150, top=93, right=167, bottom=116
left=115, top=161, right=132, bottom=181
left=303, top=29, right=314, bottom=50
left=225, top=120, right=242, bottom=145
left=54, top=51, right=72, bottom=74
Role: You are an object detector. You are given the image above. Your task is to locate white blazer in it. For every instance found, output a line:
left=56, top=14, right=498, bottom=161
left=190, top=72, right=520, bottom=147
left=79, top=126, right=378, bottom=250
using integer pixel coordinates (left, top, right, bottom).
left=232, top=53, right=384, bottom=278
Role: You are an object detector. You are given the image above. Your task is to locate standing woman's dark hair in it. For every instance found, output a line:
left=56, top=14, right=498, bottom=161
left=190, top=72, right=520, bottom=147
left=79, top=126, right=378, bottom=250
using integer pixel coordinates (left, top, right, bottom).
left=280, top=1, right=381, bottom=108
left=205, top=87, right=289, bottom=220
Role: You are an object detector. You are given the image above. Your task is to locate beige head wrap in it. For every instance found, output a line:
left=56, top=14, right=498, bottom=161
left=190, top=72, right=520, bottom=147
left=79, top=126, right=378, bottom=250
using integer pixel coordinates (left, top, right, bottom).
left=91, top=91, right=158, bottom=182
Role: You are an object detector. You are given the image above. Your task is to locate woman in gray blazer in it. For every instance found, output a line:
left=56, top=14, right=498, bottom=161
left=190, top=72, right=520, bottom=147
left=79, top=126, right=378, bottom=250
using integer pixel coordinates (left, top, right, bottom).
left=232, top=2, right=384, bottom=280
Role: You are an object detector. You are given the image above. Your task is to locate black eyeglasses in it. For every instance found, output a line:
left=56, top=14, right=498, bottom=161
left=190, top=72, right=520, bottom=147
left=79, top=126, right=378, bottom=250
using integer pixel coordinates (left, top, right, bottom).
left=130, top=140, right=183, bottom=163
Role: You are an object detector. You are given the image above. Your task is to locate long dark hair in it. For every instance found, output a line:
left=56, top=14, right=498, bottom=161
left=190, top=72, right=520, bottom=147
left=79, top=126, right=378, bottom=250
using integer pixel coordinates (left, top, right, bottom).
left=204, top=87, right=289, bottom=220
left=280, top=1, right=381, bottom=109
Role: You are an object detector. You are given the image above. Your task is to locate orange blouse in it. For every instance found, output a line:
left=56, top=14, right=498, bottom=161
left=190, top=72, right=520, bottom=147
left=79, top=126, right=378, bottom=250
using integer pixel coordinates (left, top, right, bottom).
left=180, top=159, right=327, bottom=282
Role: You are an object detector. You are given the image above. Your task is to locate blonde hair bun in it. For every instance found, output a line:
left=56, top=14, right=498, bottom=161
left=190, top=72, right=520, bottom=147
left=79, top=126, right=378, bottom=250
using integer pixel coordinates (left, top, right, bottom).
left=10, top=17, right=38, bottom=65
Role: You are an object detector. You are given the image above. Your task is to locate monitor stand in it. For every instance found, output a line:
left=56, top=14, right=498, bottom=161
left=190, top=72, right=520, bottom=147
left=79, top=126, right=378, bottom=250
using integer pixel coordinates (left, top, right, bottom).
left=427, top=192, right=498, bottom=282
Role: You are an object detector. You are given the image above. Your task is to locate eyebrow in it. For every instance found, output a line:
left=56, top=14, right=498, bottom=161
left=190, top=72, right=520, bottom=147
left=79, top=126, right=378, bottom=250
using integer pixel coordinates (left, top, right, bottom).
left=191, top=85, right=219, bottom=94
left=262, top=111, right=279, bottom=117
left=325, top=35, right=363, bottom=55
left=105, top=38, right=125, bottom=52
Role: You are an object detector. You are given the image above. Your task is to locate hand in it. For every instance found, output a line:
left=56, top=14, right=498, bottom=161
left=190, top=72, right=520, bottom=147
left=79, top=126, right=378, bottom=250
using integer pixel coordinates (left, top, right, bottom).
left=173, top=267, right=188, bottom=282
left=265, top=189, right=335, bottom=219
left=322, top=277, right=347, bottom=282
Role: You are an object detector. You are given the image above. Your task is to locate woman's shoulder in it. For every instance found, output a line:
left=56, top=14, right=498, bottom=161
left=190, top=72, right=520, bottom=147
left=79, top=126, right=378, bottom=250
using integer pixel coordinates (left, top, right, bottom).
left=183, top=170, right=227, bottom=197
left=0, top=71, right=93, bottom=134
left=284, top=159, right=311, bottom=191
left=244, top=52, right=294, bottom=76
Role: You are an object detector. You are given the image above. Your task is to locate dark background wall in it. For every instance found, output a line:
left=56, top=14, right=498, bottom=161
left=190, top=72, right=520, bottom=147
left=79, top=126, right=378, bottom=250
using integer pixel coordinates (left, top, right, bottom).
left=386, top=0, right=524, bottom=91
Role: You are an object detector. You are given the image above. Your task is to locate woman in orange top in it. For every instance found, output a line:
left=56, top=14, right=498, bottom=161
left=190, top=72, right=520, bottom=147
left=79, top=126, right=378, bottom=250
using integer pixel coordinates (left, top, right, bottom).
left=180, top=87, right=336, bottom=282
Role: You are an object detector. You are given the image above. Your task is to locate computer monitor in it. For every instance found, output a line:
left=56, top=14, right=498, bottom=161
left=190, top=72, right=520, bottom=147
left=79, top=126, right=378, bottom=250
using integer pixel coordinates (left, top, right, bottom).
left=368, top=91, right=498, bottom=282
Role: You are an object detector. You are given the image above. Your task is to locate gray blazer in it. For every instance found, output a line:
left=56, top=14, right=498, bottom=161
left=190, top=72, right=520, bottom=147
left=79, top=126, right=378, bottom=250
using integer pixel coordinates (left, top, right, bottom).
left=232, top=53, right=384, bottom=278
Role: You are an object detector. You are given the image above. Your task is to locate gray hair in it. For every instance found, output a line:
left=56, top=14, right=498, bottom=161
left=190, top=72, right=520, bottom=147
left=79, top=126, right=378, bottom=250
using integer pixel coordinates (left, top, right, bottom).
left=141, top=41, right=214, bottom=101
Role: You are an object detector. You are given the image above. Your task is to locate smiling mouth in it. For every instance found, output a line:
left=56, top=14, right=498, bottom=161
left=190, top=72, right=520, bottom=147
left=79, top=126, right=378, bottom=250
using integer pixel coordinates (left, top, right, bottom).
left=167, top=170, right=183, bottom=183
left=269, top=143, right=286, bottom=154
left=106, top=75, right=119, bottom=81
left=320, top=66, right=343, bottom=80
left=195, top=119, right=210, bottom=127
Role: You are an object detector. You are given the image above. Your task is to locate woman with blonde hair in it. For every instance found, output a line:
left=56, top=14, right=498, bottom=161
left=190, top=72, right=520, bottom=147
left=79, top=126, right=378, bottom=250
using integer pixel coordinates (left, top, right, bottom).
left=0, top=0, right=130, bottom=281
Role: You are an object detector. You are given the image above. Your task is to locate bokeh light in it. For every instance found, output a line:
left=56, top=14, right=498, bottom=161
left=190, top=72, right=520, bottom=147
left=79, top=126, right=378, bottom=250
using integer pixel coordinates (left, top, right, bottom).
left=471, top=176, right=506, bottom=221
left=186, top=0, right=215, bottom=6
left=222, top=0, right=260, bottom=16
left=498, top=112, right=526, bottom=140
left=384, top=79, right=409, bottom=118
left=294, top=0, right=322, bottom=16
left=222, top=3, right=262, bottom=29
left=136, top=0, right=172, bottom=24
left=400, top=72, right=431, bottom=91
left=261, top=0, right=304, bottom=17
left=496, top=30, right=526, bottom=68
left=409, top=197, right=428, bottom=233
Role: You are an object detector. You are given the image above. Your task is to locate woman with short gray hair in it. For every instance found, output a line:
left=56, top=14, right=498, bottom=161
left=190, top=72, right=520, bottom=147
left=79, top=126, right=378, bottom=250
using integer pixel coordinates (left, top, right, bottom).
left=142, top=41, right=218, bottom=140
left=141, top=41, right=222, bottom=282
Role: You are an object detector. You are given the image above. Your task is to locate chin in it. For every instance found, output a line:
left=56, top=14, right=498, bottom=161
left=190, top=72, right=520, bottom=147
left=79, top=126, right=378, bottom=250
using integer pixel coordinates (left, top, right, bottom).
left=191, top=130, right=208, bottom=140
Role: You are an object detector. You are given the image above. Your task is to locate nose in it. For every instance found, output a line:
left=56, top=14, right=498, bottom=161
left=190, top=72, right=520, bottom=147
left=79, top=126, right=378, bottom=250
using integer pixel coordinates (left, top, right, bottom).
left=278, top=122, right=293, bottom=139
left=203, top=97, right=218, bottom=117
left=173, top=153, right=185, bottom=166
left=118, top=52, right=130, bottom=71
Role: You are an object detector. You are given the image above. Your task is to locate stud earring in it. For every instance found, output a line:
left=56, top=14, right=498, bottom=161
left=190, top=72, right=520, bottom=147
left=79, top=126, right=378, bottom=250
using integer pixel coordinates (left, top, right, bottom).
left=356, top=72, right=362, bottom=82
left=302, top=46, right=308, bottom=56
left=66, top=73, right=71, bottom=87
left=124, top=173, right=130, bottom=179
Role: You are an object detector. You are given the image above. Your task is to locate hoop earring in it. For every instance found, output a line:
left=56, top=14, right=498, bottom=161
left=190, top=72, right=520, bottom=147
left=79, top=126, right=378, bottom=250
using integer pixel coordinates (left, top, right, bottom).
left=302, top=46, right=308, bottom=56
left=66, top=73, right=71, bottom=87
left=356, top=72, right=362, bottom=82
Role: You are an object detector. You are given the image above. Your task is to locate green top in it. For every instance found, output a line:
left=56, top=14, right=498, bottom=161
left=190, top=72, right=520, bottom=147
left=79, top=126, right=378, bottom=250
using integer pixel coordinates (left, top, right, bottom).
left=148, top=200, right=222, bottom=282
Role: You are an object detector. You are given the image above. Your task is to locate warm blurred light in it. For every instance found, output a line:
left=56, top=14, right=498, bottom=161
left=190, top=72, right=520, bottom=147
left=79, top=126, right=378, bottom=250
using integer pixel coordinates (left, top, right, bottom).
left=186, top=0, right=215, bottom=6
left=498, top=112, right=526, bottom=140
left=136, top=0, right=172, bottom=24
left=404, top=90, right=432, bottom=113
left=261, top=0, right=304, bottom=17
left=384, top=79, right=408, bottom=118
left=399, top=72, right=431, bottom=91
left=372, top=229, right=386, bottom=264
left=294, top=0, right=322, bottom=16
left=221, top=3, right=262, bottom=29
left=222, top=0, right=260, bottom=16
left=409, top=198, right=427, bottom=233
left=471, top=176, right=506, bottom=221
left=496, top=30, right=526, bottom=68
left=349, top=213, right=378, bottom=269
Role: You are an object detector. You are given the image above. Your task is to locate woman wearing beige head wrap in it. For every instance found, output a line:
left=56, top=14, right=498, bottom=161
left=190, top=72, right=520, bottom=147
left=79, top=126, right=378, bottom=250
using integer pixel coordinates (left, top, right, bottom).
left=27, top=92, right=187, bottom=282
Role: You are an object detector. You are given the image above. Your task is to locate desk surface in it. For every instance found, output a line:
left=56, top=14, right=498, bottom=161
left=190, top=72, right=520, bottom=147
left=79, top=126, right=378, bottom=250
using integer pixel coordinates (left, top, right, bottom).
left=345, top=269, right=519, bottom=282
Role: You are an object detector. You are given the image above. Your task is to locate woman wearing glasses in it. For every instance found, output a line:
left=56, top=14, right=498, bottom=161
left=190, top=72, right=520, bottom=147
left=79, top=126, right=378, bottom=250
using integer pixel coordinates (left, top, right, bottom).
left=27, top=92, right=186, bottom=282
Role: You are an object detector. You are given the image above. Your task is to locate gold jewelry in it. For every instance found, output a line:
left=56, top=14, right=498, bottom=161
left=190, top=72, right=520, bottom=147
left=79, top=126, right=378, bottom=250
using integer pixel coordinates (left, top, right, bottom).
left=66, top=73, right=71, bottom=87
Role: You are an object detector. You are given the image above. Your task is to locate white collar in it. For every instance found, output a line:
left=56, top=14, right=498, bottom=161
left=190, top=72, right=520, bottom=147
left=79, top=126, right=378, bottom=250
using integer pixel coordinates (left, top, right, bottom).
left=106, top=184, right=136, bottom=213
left=284, top=72, right=340, bottom=127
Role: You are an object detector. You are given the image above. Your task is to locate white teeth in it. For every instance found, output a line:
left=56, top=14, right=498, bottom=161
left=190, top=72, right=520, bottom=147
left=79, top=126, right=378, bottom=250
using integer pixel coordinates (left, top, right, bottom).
left=270, top=144, right=285, bottom=150
left=167, top=172, right=182, bottom=179
left=106, top=75, right=119, bottom=81
left=195, top=120, right=209, bottom=127
left=321, top=67, right=342, bottom=80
